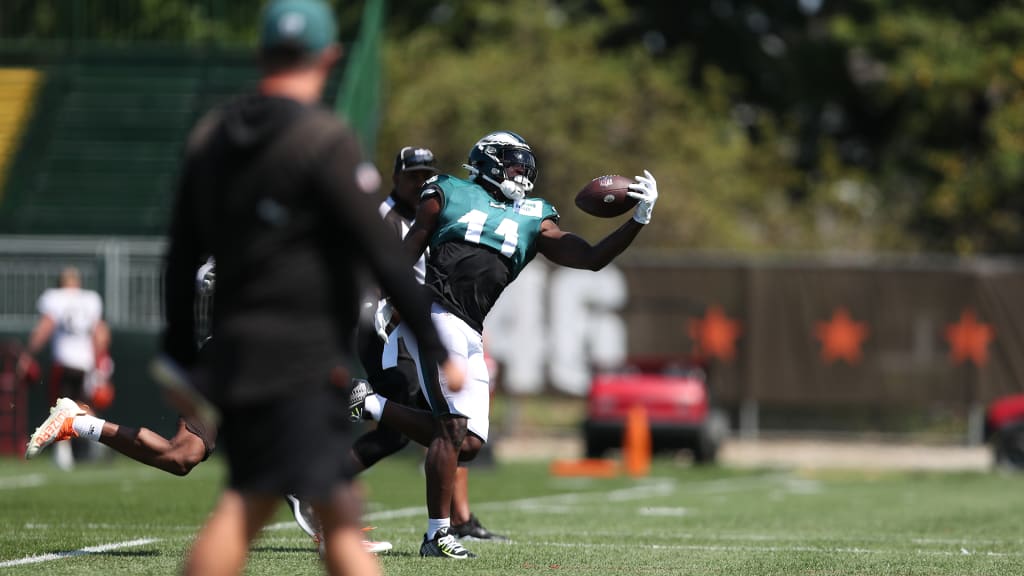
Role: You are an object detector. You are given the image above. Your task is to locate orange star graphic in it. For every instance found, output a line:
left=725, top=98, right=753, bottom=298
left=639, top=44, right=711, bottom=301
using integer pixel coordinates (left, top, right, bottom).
left=688, top=305, right=742, bottom=361
left=945, top=308, right=994, bottom=366
left=815, top=307, right=869, bottom=365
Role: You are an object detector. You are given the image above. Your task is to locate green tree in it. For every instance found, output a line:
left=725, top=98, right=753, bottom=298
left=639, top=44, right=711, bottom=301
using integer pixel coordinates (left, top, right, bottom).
left=830, top=0, right=1024, bottom=253
left=377, top=1, right=897, bottom=252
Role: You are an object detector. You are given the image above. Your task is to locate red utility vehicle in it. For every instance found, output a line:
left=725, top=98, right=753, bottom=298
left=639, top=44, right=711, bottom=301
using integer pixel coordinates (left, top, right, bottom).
left=987, top=394, right=1024, bottom=469
left=582, top=358, right=729, bottom=464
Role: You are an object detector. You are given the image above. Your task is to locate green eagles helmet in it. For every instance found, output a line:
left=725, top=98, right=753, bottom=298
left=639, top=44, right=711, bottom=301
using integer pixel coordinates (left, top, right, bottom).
left=464, top=131, right=538, bottom=201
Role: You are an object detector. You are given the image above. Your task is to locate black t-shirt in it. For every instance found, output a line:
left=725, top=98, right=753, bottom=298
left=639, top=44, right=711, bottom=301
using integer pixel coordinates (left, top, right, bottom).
left=162, top=94, right=446, bottom=404
left=426, top=241, right=513, bottom=333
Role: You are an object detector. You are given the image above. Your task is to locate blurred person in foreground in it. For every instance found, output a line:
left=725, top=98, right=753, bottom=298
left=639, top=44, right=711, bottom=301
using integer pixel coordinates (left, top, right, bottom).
left=19, top=266, right=112, bottom=470
left=157, top=1, right=461, bottom=574
left=350, top=131, right=659, bottom=558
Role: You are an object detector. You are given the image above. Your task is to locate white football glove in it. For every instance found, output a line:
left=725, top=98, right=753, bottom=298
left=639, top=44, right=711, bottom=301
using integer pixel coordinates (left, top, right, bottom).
left=627, top=169, right=658, bottom=225
left=374, top=298, right=393, bottom=343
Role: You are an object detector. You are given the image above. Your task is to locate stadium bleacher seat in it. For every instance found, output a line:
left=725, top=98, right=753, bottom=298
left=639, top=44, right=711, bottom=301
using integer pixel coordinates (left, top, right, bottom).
left=0, top=68, right=41, bottom=197
left=0, top=61, right=201, bottom=235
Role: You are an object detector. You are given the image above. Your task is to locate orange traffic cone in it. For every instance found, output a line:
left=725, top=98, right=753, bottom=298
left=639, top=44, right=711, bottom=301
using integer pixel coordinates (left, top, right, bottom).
left=623, top=404, right=651, bottom=477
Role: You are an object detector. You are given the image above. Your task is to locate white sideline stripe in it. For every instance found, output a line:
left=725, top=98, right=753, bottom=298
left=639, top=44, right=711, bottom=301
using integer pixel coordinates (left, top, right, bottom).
left=0, top=474, right=45, bottom=490
left=639, top=506, right=690, bottom=516
left=0, top=538, right=159, bottom=568
left=266, top=474, right=785, bottom=532
left=519, top=540, right=1022, bottom=558
left=266, top=505, right=427, bottom=531
left=525, top=525, right=1024, bottom=548
left=1, top=466, right=191, bottom=491
left=365, top=505, right=426, bottom=521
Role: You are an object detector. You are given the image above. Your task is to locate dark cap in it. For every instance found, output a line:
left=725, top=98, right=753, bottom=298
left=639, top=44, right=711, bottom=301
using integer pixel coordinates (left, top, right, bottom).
left=394, top=146, right=438, bottom=174
left=260, top=0, right=337, bottom=55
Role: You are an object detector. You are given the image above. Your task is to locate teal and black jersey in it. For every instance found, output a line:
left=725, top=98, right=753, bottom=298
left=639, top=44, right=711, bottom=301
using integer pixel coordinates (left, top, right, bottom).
left=422, top=175, right=559, bottom=332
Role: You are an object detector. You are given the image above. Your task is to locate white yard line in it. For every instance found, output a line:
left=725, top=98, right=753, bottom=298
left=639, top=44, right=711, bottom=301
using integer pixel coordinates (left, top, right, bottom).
left=6, top=467, right=1013, bottom=569
left=0, top=538, right=159, bottom=568
left=267, top=473, right=787, bottom=531
left=266, top=504, right=428, bottom=531
left=518, top=540, right=1022, bottom=558
left=0, top=466, right=194, bottom=490
left=0, top=474, right=45, bottom=490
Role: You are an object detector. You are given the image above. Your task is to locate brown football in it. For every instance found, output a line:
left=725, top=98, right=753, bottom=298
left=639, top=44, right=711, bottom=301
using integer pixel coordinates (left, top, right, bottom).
left=574, top=174, right=638, bottom=218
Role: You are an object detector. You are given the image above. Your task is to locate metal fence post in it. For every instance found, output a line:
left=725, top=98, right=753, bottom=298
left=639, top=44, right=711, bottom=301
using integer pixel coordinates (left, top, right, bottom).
left=102, top=239, right=122, bottom=326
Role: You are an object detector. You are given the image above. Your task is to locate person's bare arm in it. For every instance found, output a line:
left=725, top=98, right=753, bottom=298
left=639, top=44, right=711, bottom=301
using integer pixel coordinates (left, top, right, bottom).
left=537, top=218, right=643, bottom=271
left=26, top=315, right=55, bottom=355
left=17, top=315, right=54, bottom=380
left=93, top=319, right=111, bottom=357
left=537, top=169, right=659, bottom=270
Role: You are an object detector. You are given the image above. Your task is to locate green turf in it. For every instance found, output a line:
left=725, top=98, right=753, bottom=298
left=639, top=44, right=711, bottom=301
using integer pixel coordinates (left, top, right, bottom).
left=1, top=451, right=1023, bottom=575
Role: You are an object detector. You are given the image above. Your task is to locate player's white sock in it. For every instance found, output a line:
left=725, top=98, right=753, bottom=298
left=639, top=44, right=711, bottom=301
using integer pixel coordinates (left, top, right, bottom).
left=365, top=394, right=385, bottom=421
left=428, top=517, right=450, bottom=540
left=53, top=441, right=73, bottom=471
left=72, top=415, right=105, bottom=441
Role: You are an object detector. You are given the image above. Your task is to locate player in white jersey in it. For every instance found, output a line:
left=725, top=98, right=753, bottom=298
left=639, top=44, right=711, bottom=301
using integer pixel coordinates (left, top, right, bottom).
left=19, top=267, right=109, bottom=469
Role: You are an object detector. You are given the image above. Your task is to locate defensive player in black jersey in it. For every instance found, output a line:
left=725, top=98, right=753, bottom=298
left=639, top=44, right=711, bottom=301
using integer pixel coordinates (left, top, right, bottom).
left=159, top=2, right=461, bottom=575
left=351, top=130, right=658, bottom=558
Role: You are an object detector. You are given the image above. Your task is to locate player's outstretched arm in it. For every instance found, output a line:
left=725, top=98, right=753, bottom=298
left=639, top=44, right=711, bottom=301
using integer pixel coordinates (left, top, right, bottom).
left=539, top=170, right=659, bottom=270
left=537, top=218, right=641, bottom=271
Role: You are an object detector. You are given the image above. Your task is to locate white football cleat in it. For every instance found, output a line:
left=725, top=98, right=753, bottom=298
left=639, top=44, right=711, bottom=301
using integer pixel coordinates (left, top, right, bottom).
left=362, top=528, right=393, bottom=554
left=25, top=397, right=85, bottom=459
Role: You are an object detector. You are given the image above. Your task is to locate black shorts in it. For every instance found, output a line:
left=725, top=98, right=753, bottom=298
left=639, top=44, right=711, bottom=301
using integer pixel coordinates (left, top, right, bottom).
left=49, top=364, right=86, bottom=403
left=220, top=383, right=355, bottom=499
left=357, top=326, right=427, bottom=409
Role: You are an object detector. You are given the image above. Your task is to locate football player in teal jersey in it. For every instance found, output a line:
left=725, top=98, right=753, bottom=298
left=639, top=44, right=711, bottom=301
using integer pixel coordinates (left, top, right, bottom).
left=351, top=131, right=658, bottom=558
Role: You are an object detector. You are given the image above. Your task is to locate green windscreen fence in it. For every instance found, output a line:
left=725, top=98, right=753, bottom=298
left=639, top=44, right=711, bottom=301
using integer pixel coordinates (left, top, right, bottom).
left=0, top=50, right=345, bottom=236
left=334, top=0, right=384, bottom=154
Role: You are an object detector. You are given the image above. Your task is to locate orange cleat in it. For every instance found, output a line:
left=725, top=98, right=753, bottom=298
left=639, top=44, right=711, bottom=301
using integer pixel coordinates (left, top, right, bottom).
left=25, top=398, right=84, bottom=459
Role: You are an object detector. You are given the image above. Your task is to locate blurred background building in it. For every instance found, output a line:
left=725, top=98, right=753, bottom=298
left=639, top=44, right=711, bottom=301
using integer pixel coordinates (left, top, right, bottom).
left=1, top=0, right=1023, bottom=461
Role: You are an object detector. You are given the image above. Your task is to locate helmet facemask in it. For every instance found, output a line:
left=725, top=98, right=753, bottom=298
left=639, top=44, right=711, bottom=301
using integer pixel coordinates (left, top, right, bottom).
left=464, top=132, right=538, bottom=201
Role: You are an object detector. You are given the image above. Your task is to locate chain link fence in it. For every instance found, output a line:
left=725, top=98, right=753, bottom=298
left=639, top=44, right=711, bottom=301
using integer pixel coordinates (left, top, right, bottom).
left=0, top=235, right=164, bottom=331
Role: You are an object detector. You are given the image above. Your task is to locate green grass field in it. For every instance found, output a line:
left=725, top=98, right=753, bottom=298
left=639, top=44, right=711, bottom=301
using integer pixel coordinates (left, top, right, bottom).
left=1, top=451, right=1023, bottom=575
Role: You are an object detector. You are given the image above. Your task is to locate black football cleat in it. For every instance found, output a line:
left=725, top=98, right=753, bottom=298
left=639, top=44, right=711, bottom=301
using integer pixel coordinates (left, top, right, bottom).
left=285, top=494, right=321, bottom=541
left=420, top=526, right=476, bottom=559
left=348, top=378, right=374, bottom=423
left=450, top=514, right=510, bottom=542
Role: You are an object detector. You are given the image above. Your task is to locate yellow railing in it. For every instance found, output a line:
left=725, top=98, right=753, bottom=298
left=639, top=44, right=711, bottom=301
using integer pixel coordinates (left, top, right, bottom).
left=0, top=68, right=42, bottom=202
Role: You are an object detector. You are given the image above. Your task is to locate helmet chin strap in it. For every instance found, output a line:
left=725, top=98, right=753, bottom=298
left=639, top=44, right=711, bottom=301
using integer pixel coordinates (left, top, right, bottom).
left=499, top=180, right=526, bottom=201
left=464, top=163, right=533, bottom=201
